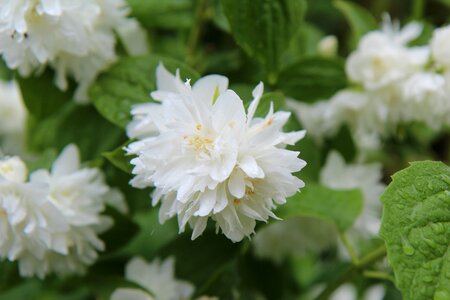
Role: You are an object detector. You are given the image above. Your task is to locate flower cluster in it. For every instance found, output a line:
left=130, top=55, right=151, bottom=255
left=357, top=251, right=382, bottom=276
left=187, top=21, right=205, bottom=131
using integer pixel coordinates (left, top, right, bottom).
left=0, top=0, right=148, bottom=102
left=111, top=256, right=194, bottom=300
left=0, top=144, right=124, bottom=278
left=289, top=15, right=450, bottom=153
left=126, top=64, right=306, bottom=242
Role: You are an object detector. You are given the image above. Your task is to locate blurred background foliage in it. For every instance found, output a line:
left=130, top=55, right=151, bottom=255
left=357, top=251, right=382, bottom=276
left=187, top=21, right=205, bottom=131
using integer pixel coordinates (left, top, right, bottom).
left=1, top=0, right=449, bottom=299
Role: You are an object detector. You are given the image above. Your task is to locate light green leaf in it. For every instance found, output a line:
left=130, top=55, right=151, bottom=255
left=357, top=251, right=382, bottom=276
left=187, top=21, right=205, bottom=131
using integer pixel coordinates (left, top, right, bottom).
left=221, top=0, right=307, bottom=82
left=89, top=55, right=199, bottom=129
left=278, top=183, right=363, bottom=232
left=333, top=0, right=377, bottom=48
left=380, top=161, right=450, bottom=300
left=278, top=57, right=347, bottom=102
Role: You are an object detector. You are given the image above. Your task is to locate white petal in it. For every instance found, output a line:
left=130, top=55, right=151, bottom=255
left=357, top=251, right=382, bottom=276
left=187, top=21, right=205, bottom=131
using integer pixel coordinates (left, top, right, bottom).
left=192, top=75, right=228, bottom=103
left=156, top=63, right=180, bottom=92
left=212, top=90, right=246, bottom=132
left=195, top=188, right=216, bottom=216
left=239, top=156, right=264, bottom=178
left=247, top=82, right=264, bottom=122
left=51, top=144, right=80, bottom=176
left=228, top=170, right=246, bottom=198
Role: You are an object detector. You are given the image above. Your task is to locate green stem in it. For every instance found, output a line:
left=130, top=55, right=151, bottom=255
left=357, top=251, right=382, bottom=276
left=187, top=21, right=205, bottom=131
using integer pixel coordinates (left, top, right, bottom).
left=363, top=270, right=395, bottom=283
left=339, top=233, right=359, bottom=265
left=411, top=0, right=426, bottom=20
left=186, top=0, right=209, bottom=66
left=314, top=245, right=387, bottom=300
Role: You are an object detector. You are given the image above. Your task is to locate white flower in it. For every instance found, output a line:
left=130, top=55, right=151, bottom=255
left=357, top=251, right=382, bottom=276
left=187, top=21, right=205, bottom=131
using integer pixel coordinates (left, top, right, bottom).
left=0, top=81, right=26, bottom=154
left=0, top=156, right=27, bottom=182
left=346, top=15, right=429, bottom=90
left=329, top=284, right=386, bottom=300
left=431, top=24, right=450, bottom=68
left=0, top=156, right=70, bottom=278
left=317, top=35, right=338, bottom=57
left=0, top=0, right=148, bottom=102
left=252, top=216, right=336, bottom=263
left=24, top=144, right=126, bottom=276
left=320, top=151, right=385, bottom=237
left=400, top=72, right=449, bottom=128
left=287, top=90, right=370, bottom=145
left=111, top=256, right=194, bottom=300
left=127, top=64, right=306, bottom=242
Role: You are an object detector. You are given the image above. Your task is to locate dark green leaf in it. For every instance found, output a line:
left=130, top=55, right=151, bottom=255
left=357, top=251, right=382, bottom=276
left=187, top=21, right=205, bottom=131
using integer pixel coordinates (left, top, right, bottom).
left=160, top=231, right=240, bottom=290
left=126, top=0, right=194, bottom=29
left=26, top=103, right=123, bottom=161
left=278, top=57, right=347, bottom=103
left=17, top=69, right=72, bottom=119
left=221, top=0, right=307, bottom=82
left=380, top=161, right=450, bottom=300
left=100, top=207, right=140, bottom=256
left=0, top=59, right=13, bottom=81
left=333, top=0, right=378, bottom=48
left=119, top=209, right=179, bottom=259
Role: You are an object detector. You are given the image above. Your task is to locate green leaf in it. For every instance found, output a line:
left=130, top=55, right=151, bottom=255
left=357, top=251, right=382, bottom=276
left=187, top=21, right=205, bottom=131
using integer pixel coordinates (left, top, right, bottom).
left=278, top=183, right=363, bottom=232
left=221, top=0, right=307, bottom=82
left=278, top=57, right=347, bottom=102
left=17, top=68, right=72, bottom=119
left=100, top=207, right=139, bottom=256
left=126, top=0, right=194, bottom=29
left=333, top=0, right=377, bottom=48
left=242, top=91, right=285, bottom=118
left=160, top=231, right=240, bottom=291
left=119, top=208, right=179, bottom=259
left=282, top=22, right=325, bottom=64
left=380, top=161, right=450, bottom=300
left=0, top=59, right=13, bottom=81
left=89, top=55, right=199, bottom=129
left=103, top=140, right=134, bottom=174
left=26, top=103, right=123, bottom=161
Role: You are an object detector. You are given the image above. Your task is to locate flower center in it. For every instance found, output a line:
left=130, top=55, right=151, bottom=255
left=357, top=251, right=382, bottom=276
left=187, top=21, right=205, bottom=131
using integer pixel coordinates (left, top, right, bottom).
left=186, top=135, right=213, bottom=152
left=183, top=123, right=216, bottom=158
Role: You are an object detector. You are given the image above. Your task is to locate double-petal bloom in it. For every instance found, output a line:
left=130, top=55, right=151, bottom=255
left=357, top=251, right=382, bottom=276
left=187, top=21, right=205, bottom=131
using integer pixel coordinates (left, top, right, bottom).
left=127, top=65, right=306, bottom=242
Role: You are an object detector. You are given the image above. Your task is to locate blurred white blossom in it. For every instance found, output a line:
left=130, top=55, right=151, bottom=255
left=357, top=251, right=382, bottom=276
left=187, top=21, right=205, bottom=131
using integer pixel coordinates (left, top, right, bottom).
left=0, top=81, right=26, bottom=154
left=329, top=283, right=386, bottom=300
left=253, top=216, right=336, bottom=263
left=318, top=35, right=338, bottom=57
left=290, top=17, right=450, bottom=154
left=431, top=24, right=450, bottom=68
left=0, top=0, right=148, bottom=102
left=0, top=145, right=125, bottom=278
left=111, top=256, right=194, bottom=300
left=0, top=155, right=69, bottom=278
left=320, top=151, right=385, bottom=238
left=25, top=144, right=125, bottom=276
left=127, top=64, right=306, bottom=242
left=346, top=15, right=428, bottom=90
